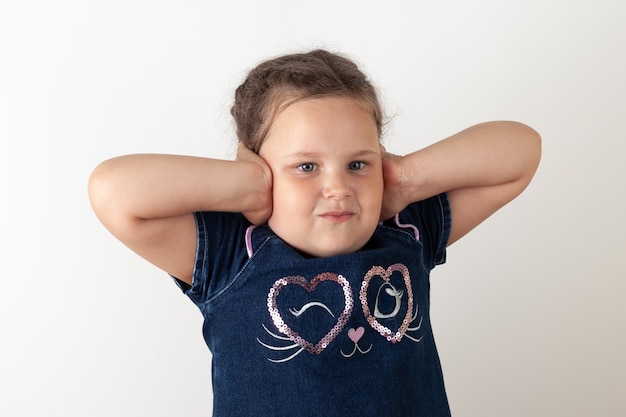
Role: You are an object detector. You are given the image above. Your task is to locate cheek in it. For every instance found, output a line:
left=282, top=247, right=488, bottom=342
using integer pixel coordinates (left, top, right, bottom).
left=362, top=177, right=384, bottom=207
left=271, top=178, right=315, bottom=217
left=267, top=181, right=313, bottom=243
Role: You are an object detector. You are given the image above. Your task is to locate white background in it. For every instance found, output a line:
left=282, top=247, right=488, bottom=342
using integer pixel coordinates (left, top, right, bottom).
left=1, top=1, right=625, bottom=416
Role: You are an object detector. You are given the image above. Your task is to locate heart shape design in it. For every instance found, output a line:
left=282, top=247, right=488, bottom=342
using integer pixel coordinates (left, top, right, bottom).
left=267, top=273, right=353, bottom=354
left=348, top=327, right=365, bottom=343
left=359, top=263, right=413, bottom=343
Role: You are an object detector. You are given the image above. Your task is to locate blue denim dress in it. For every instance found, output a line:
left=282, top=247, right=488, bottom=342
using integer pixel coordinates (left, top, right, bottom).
left=176, top=194, right=452, bottom=417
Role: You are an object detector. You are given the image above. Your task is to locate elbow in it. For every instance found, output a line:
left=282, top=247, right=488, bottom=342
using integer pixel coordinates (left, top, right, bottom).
left=88, top=160, right=115, bottom=220
left=508, top=121, right=542, bottom=190
left=486, top=120, right=541, bottom=190
left=496, top=120, right=542, bottom=173
left=518, top=121, right=542, bottom=176
left=88, top=159, right=137, bottom=237
left=88, top=162, right=107, bottom=217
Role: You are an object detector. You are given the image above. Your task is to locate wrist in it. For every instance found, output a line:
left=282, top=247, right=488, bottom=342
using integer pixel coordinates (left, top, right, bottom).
left=239, top=159, right=273, bottom=223
left=384, top=154, right=411, bottom=203
left=397, top=150, right=434, bottom=203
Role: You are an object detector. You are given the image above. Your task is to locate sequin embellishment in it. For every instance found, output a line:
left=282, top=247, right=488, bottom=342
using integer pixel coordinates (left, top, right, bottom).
left=360, top=263, right=414, bottom=343
left=267, top=273, right=353, bottom=354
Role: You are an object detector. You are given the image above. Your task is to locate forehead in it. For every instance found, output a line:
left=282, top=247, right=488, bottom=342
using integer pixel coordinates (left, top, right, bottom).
left=261, top=96, right=380, bottom=155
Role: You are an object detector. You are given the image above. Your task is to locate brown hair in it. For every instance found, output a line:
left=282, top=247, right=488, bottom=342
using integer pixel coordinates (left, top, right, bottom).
left=231, top=49, right=384, bottom=153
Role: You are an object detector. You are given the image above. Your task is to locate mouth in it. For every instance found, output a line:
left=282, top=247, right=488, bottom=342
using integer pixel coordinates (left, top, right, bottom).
left=319, top=211, right=355, bottom=223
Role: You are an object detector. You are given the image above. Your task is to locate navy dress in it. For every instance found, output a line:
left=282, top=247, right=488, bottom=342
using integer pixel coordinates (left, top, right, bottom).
left=175, top=194, right=452, bottom=417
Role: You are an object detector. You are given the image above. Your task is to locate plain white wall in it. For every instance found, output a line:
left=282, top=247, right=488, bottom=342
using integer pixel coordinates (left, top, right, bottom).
left=1, top=1, right=624, bottom=416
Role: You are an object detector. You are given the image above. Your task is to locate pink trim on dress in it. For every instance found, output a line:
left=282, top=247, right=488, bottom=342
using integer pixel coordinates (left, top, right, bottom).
left=245, top=225, right=257, bottom=257
left=394, top=214, right=420, bottom=241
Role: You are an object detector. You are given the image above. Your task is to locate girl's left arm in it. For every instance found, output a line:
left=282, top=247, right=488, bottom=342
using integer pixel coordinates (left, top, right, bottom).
left=381, top=121, right=541, bottom=246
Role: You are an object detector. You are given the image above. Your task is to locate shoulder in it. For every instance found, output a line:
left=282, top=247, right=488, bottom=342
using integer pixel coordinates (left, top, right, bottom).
left=378, top=194, right=451, bottom=267
left=391, top=194, right=451, bottom=240
left=193, top=211, right=251, bottom=241
left=180, top=211, right=253, bottom=297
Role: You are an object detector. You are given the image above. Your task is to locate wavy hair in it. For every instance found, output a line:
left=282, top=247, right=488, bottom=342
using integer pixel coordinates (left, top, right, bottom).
left=231, top=49, right=384, bottom=152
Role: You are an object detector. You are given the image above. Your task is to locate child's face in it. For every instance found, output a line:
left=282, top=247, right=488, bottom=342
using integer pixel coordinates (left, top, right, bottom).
left=259, top=96, right=383, bottom=257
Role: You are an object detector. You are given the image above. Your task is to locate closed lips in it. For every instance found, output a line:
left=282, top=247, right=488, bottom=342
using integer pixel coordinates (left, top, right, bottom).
left=319, top=211, right=355, bottom=222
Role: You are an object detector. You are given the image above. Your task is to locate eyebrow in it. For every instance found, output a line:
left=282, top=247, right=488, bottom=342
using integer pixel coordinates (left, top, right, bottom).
left=284, top=149, right=380, bottom=159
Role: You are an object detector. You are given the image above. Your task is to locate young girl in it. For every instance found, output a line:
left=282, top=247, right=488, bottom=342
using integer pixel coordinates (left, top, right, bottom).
left=89, top=49, right=540, bottom=416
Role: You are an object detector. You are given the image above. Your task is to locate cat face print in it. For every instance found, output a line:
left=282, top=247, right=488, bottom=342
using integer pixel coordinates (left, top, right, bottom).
left=257, top=263, right=423, bottom=363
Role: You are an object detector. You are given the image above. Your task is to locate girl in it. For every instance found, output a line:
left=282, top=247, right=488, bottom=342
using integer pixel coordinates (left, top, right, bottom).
left=89, top=49, right=540, bottom=416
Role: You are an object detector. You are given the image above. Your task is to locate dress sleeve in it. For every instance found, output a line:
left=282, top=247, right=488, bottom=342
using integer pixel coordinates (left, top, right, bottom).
left=398, top=193, right=452, bottom=270
left=171, top=211, right=251, bottom=307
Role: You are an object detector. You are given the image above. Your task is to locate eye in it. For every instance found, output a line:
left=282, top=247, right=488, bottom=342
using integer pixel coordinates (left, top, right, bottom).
left=297, top=163, right=317, bottom=173
left=348, top=161, right=366, bottom=170
left=374, top=284, right=403, bottom=319
left=289, top=302, right=335, bottom=318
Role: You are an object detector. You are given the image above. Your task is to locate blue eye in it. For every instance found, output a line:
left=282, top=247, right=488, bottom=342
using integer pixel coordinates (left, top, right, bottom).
left=298, top=163, right=317, bottom=172
left=348, top=161, right=365, bottom=170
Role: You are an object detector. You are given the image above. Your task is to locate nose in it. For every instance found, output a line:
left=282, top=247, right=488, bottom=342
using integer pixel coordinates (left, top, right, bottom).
left=322, top=171, right=352, bottom=199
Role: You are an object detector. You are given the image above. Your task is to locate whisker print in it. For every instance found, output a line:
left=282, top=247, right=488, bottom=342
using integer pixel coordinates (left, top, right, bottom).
left=410, top=303, right=420, bottom=323
left=405, top=303, right=423, bottom=343
left=407, top=316, right=423, bottom=332
left=256, top=338, right=300, bottom=351
left=257, top=323, right=306, bottom=362
left=267, top=348, right=305, bottom=363
left=404, top=334, right=423, bottom=343
left=261, top=323, right=292, bottom=341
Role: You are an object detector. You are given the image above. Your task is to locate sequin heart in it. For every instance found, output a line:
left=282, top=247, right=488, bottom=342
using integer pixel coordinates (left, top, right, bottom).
left=267, top=273, right=353, bottom=354
left=359, top=263, right=413, bottom=343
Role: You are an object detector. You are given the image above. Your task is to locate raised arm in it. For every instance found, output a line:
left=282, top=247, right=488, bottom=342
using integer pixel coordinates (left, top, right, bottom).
left=381, top=121, right=541, bottom=245
left=88, top=146, right=272, bottom=284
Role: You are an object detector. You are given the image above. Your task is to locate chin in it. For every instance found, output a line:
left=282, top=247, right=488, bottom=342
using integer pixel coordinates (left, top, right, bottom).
left=271, top=224, right=372, bottom=258
left=301, top=241, right=364, bottom=259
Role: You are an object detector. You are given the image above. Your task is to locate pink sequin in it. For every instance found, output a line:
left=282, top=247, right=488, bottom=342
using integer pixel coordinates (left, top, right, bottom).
left=267, top=273, right=353, bottom=355
left=359, top=263, right=414, bottom=343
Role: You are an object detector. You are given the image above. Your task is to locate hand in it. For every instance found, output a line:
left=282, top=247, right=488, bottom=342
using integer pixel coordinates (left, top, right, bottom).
left=380, top=146, right=408, bottom=220
left=236, top=143, right=273, bottom=225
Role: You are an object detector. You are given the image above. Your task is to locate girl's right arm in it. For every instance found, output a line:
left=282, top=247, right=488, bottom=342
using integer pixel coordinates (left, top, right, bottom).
left=88, top=147, right=272, bottom=285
